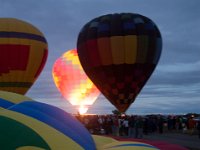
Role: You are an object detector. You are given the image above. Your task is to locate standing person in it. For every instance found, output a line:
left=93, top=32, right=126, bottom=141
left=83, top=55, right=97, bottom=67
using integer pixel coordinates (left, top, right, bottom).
left=197, top=120, right=200, bottom=139
left=137, top=117, right=144, bottom=138
left=158, top=116, right=164, bottom=134
left=98, top=116, right=104, bottom=134
left=123, top=117, right=129, bottom=136
left=106, top=115, right=113, bottom=135
left=128, top=116, right=135, bottom=138
left=118, top=117, right=124, bottom=136
left=188, top=117, right=196, bottom=135
left=135, top=116, right=143, bottom=138
left=112, top=115, right=119, bottom=136
left=134, top=116, right=138, bottom=138
left=167, top=116, right=173, bottom=131
left=143, top=117, right=149, bottom=135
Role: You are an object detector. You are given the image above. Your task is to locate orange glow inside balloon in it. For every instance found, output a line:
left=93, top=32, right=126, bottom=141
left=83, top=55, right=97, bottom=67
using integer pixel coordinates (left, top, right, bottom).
left=52, top=49, right=100, bottom=114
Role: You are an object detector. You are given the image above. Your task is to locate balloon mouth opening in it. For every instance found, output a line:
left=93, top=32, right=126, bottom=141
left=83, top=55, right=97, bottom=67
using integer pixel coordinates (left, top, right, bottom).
left=78, top=105, right=89, bottom=115
left=121, top=113, right=126, bottom=117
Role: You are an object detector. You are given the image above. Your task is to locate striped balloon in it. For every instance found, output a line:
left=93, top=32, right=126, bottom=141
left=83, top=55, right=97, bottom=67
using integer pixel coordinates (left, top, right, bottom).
left=0, top=90, right=32, bottom=110
left=0, top=18, right=48, bottom=94
left=0, top=101, right=96, bottom=150
left=93, top=135, right=159, bottom=150
left=77, top=13, right=162, bottom=112
left=102, top=141, right=159, bottom=150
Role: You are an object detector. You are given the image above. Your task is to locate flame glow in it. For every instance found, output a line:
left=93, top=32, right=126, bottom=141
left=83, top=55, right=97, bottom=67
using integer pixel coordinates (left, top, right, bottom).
left=78, top=105, right=88, bottom=115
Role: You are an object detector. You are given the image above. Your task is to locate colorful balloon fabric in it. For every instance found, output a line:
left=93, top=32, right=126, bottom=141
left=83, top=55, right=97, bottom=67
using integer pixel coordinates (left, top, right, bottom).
left=0, top=90, right=32, bottom=110
left=52, top=49, right=100, bottom=114
left=0, top=92, right=187, bottom=150
left=112, top=136, right=188, bottom=150
left=102, top=141, right=159, bottom=150
left=77, top=13, right=162, bottom=112
left=93, top=135, right=159, bottom=150
left=0, top=101, right=96, bottom=150
left=0, top=18, right=48, bottom=94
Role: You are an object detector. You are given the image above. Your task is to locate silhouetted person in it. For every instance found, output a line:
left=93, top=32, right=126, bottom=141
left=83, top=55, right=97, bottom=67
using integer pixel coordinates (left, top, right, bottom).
left=158, top=116, right=164, bottom=134
left=135, top=117, right=143, bottom=138
left=128, top=116, right=135, bottom=137
left=197, top=121, right=200, bottom=139
left=143, top=118, right=149, bottom=135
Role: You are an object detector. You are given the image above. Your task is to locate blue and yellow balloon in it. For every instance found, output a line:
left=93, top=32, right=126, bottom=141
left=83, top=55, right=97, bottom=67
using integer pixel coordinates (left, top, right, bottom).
left=0, top=100, right=96, bottom=150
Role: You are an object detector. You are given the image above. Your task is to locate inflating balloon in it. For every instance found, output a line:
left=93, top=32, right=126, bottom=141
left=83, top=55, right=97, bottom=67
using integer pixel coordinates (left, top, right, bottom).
left=52, top=49, right=100, bottom=114
left=77, top=13, right=162, bottom=112
left=0, top=18, right=48, bottom=94
left=0, top=101, right=96, bottom=150
left=0, top=90, right=32, bottom=110
left=93, top=135, right=160, bottom=150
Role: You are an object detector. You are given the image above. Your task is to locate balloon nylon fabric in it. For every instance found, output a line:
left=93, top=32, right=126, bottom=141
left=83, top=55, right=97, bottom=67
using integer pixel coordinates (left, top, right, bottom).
left=0, top=115, right=50, bottom=150
left=52, top=49, right=100, bottom=107
left=9, top=101, right=96, bottom=150
left=0, top=18, right=48, bottom=94
left=77, top=13, right=162, bottom=112
left=0, top=90, right=32, bottom=109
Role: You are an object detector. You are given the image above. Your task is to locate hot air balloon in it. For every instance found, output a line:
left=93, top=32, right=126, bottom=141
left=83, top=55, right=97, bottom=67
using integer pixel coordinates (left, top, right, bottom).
left=0, top=101, right=96, bottom=150
left=77, top=13, right=162, bottom=112
left=93, top=135, right=187, bottom=150
left=52, top=49, right=100, bottom=114
left=93, top=135, right=159, bottom=150
left=0, top=18, right=48, bottom=94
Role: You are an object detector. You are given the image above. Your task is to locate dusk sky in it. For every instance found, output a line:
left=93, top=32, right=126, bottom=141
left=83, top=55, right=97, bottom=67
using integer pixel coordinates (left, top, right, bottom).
left=1, top=0, right=200, bottom=114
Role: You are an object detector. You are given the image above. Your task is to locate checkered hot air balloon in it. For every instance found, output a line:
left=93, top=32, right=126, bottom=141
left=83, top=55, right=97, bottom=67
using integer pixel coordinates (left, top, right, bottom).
left=77, top=13, right=162, bottom=112
left=52, top=49, right=100, bottom=114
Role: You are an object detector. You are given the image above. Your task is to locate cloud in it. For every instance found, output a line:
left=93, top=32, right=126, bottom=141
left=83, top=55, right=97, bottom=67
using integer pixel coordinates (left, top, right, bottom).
left=157, top=61, right=200, bottom=73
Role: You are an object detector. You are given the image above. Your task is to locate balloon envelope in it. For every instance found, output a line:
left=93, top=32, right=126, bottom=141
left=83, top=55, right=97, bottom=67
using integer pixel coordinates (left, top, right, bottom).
left=52, top=49, right=100, bottom=114
left=0, top=90, right=32, bottom=110
left=92, top=135, right=159, bottom=150
left=0, top=18, right=48, bottom=94
left=0, top=101, right=96, bottom=150
left=77, top=13, right=162, bottom=112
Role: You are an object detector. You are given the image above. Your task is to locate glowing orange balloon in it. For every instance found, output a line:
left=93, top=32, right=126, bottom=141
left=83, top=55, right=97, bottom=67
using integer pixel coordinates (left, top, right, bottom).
left=52, top=49, right=100, bottom=114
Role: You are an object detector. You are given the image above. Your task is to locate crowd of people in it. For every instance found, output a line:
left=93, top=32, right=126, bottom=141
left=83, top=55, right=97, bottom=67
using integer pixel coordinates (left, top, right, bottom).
left=75, top=114, right=200, bottom=139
